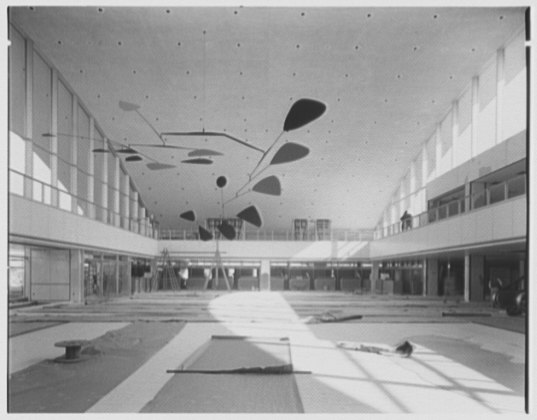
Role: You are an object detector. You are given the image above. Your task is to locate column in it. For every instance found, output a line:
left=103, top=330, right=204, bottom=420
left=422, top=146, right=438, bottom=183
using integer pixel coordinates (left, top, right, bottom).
left=139, top=206, right=146, bottom=236
left=101, top=139, right=109, bottom=222
left=24, top=247, right=32, bottom=300
left=434, top=124, right=442, bottom=177
left=132, top=191, right=139, bottom=233
left=115, top=255, right=120, bottom=295
left=50, top=68, right=59, bottom=207
left=87, top=117, right=95, bottom=219
left=464, top=252, right=470, bottom=302
left=409, top=161, right=416, bottom=195
left=260, top=260, right=271, bottom=291
left=69, top=249, right=84, bottom=304
left=399, top=181, right=405, bottom=217
left=113, top=156, right=120, bottom=227
left=70, top=96, right=78, bottom=213
left=518, top=258, right=526, bottom=278
left=421, top=259, right=427, bottom=296
left=421, top=145, right=428, bottom=187
left=426, top=258, right=438, bottom=296
left=370, top=262, right=379, bottom=295
left=24, top=38, right=33, bottom=199
left=471, top=76, right=479, bottom=159
left=122, top=171, right=130, bottom=229
left=470, top=255, right=485, bottom=302
left=126, top=257, right=133, bottom=296
left=495, top=47, right=505, bottom=145
left=451, top=100, right=459, bottom=168
left=464, top=176, right=471, bottom=212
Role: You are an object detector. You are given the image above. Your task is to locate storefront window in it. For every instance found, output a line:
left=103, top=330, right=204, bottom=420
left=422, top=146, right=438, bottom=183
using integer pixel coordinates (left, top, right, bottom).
left=9, top=245, right=27, bottom=301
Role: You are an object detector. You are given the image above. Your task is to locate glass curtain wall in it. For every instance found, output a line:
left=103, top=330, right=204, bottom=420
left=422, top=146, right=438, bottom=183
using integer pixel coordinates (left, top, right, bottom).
left=8, top=23, right=155, bottom=237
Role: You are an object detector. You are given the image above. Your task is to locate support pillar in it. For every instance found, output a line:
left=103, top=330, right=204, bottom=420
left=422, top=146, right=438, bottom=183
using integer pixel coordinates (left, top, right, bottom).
left=519, top=258, right=526, bottom=278
left=451, top=99, right=458, bottom=167
left=426, top=258, right=439, bottom=296
left=464, top=252, right=470, bottom=302
left=112, top=156, right=120, bottom=227
left=24, top=38, right=34, bottom=199
left=470, top=255, right=485, bottom=301
left=421, top=259, right=427, bottom=296
left=69, top=249, right=84, bottom=304
left=70, top=97, right=78, bottom=213
left=101, top=139, right=109, bottom=223
left=260, top=260, right=271, bottom=291
left=50, top=68, right=59, bottom=207
left=421, top=145, right=429, bottom=188
left=115, top=255, right=120, bottom=295
left=139, top=206, right=146, bottom=236
left=132, top=191, right=139, bottom=233
left=370, top=262, right=380, bottom=295
left=87, top=117, right=95, bottom=219
left=471, top=76, right=479, bottom=159
left=122, top=172, right=130, bottom=229
left=434, top=124, right=442, bottom=177
left=495, top=47, right=505, bottom=145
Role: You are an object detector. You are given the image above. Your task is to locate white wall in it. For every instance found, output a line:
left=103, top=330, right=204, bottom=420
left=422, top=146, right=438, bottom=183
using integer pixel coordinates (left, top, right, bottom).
left=10, top=194, right=158, bottom=257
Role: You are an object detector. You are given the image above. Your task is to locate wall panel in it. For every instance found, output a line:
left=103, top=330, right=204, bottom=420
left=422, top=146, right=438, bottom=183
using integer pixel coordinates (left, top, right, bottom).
left=476, top=100, right=496, bottom=155
left=9, top=25, right=26, bottom=137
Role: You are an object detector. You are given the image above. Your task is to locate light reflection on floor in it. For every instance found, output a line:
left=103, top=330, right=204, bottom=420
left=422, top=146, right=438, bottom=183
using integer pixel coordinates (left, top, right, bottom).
left=207, top=291, right=524, bottom=413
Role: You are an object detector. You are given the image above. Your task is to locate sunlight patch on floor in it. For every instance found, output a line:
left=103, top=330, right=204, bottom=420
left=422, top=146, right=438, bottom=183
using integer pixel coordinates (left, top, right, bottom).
left=206, top=291, right=524, bottom=413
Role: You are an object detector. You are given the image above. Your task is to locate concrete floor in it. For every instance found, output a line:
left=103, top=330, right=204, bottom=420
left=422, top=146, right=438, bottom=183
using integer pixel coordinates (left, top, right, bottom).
left=7, top=291, right=527, bottom=414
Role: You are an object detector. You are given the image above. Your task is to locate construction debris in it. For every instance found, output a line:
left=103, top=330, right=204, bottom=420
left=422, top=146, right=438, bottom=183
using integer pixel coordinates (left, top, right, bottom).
left=337, top=340, right=414, bottom=357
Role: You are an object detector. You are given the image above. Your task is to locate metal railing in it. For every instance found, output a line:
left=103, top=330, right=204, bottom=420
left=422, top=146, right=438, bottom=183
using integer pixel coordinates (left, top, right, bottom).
left=159, top=227, right=375, bottom=241
left=9, top=169, right=158, bottom=239
left=374, top=173, right=526, bottom=239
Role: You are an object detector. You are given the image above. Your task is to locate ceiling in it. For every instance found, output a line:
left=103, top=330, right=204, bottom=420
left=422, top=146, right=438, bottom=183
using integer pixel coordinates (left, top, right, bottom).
left=9, top=6, right=526, bottom=232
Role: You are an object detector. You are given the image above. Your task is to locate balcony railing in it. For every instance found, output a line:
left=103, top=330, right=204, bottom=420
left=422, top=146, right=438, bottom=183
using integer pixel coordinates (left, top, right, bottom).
left=374, top=173, right=526, bottom=239
left=9, top=169, right=158, bottom=239
left=159, top=227, right=375, bottom=241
